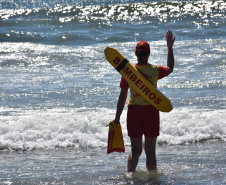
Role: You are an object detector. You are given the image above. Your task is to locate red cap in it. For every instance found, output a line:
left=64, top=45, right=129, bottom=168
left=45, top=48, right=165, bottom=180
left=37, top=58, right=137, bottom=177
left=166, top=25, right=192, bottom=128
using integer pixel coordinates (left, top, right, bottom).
left=135, top=41, right=150, bottom=53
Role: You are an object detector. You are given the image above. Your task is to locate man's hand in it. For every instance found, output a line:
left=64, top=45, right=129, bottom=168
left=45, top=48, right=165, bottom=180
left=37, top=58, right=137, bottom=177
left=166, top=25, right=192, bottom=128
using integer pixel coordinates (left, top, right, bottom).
left=166, top=30, right=176, bottom=48
left=166, top=30, right=175, bottom=75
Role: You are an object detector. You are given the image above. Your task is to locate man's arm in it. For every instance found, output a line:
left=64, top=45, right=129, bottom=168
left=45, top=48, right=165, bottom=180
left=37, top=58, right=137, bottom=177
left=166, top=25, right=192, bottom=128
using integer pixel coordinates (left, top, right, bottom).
left=115, top=88, right=128, bottom=124
left=166, top=30, right=176, bottom=75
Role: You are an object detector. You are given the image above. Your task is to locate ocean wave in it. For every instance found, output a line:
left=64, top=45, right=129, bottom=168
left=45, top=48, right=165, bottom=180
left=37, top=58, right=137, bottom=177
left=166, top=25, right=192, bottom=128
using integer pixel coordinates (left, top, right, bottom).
left=0, top=1, right=225, bottom=44
left=159, top=107, right=226, bottom=145
left=0, top=107, right=225, bottom=151
left=0, top=40, right=225, bottom=110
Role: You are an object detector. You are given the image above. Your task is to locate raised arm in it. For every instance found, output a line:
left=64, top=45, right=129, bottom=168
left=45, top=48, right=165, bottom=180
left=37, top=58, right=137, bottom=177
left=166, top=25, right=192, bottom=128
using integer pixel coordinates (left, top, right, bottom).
left=166, top=30, right=176, bottom=75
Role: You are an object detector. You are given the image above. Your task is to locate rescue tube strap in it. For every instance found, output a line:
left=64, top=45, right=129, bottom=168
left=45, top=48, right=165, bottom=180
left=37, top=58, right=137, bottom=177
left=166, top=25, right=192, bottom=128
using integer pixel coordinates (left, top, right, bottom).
left=116, top=59, right=129, bottom=72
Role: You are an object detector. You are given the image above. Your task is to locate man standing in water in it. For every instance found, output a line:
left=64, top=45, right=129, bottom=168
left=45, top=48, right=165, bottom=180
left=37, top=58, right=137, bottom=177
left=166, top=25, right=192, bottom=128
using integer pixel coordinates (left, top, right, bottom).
left=114, top=30, right=175, bottom=172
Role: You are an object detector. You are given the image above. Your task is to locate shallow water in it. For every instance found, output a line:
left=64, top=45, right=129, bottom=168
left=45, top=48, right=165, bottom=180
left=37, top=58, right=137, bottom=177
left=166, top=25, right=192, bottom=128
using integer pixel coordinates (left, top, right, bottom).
left=0, top=141, right=225, bottom=184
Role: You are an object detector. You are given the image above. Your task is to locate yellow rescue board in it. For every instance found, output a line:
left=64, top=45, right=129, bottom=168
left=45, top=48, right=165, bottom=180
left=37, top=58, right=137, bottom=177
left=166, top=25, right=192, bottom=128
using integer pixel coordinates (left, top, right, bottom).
left=104, top=47, right=173, bottom=112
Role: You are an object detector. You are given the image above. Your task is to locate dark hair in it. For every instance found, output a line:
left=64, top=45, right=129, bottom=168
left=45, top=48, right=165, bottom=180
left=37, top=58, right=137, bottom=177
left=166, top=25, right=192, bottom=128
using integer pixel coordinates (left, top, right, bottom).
left=135, top=46, right=150, bottom=60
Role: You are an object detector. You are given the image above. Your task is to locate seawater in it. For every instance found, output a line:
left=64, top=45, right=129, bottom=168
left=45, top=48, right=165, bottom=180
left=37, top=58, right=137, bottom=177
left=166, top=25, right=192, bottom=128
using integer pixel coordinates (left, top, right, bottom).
left=0, top=0, right=225, bottom=184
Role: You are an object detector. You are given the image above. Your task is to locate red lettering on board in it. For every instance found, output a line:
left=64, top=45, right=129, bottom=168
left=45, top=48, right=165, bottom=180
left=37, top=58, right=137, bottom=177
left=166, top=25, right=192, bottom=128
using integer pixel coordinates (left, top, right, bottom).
left=140, top=84, right=145, bottom=90
left=113, top=56, right=121, bottom=65
left=154, top=98, right=162, bottom=104
left=149, top=93, right=156, bottom=100
left=123, top=67, right=132, bottom=77
left=130, top=74, right=137, bottom=82
left=121, top=65, right=162, bottom=106
left=135, top=79, right=143, bottom=88
left=142, top=87, right=151, bottom=95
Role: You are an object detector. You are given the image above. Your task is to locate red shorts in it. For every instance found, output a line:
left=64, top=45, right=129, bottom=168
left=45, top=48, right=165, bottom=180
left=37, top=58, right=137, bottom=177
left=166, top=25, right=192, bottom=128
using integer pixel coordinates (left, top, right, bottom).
left=127, top=105, right=160, bottom=138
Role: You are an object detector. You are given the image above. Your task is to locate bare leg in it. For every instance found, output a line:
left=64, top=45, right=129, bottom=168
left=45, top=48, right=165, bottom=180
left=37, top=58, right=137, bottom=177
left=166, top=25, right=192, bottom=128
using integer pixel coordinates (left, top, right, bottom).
left=127, top=137, right=142, bottom=172
left=145, top=137, right=157, bottom=170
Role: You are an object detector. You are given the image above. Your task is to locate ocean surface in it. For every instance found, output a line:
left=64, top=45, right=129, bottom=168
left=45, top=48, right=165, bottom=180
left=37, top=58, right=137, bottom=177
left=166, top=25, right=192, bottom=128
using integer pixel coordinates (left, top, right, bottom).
left=0, top=0, right=225, bottom=184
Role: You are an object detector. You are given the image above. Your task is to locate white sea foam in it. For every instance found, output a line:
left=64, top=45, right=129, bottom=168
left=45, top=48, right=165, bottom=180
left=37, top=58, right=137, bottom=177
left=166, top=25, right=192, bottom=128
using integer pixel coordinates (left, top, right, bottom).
left=0, top=107, right=225, bottom=151
left=0, top=107, right=114, bottom=150
left=159, top=108, right=226, bottom=145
